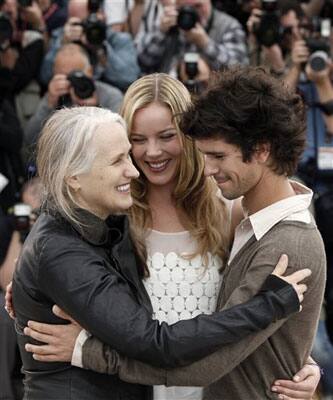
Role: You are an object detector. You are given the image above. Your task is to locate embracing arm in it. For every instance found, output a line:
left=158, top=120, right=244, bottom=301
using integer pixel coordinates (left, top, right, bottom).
left=36, top=237, right=299, bottom=369
left=81, top=237, right=316, bottom=386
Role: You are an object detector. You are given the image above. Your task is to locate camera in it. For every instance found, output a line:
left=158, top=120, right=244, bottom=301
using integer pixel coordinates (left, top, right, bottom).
left=305, top=19, right=331, bottom=72
left=253, top=0, right=282, bottom=47
left=177, top=5, right=199, bottom=31
left=13, top=203, right=31, bottom=242
left=17, top=0, right=32, bottom=7
left=82, top=14, right=106, bottom=46
left=58, top=70, right=96, bottom=107
left=0, top=12, right=13, bottom=50
left=83, top=0, right=106, bottom=46
left=182, top=52, right=206, bottom=94
left=68, top=70, right=95, bottom=99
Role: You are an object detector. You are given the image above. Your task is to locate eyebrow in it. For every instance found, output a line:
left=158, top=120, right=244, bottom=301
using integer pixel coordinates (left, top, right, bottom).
left=198, top=149, right=226, bottom=156
left=131, top=127, right=177, bottom=136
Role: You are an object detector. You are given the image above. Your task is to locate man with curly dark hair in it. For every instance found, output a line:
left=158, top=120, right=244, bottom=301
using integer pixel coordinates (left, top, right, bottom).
left=166, top=66, right=326, bottom=399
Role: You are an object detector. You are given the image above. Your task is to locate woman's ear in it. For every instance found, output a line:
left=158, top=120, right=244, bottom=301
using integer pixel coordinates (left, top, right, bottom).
left=65, top=175, right=81, bottom=192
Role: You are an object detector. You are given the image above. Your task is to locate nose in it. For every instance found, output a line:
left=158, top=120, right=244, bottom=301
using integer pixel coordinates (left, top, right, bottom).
left=125, top=159, right=140, bottom=179
left=146, top=140, right=163, bottom=158
left=204, top=158, right=219, bottom=178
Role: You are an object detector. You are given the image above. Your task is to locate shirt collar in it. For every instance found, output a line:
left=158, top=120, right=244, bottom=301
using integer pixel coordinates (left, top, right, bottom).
left=243, top=180, right=313, bottom=241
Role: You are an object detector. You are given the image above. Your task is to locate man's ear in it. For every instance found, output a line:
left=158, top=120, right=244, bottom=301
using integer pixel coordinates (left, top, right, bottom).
left=254, top=143, right=271, bottom=164
left=65, top=175, right=81, bottom=192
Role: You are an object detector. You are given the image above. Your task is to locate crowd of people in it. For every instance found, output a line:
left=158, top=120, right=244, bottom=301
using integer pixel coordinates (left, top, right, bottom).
left=1, top=0, right=333, bottom=399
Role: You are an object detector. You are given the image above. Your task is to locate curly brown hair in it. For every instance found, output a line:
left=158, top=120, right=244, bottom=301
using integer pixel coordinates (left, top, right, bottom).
left=180, top=66, right=306, bottom=176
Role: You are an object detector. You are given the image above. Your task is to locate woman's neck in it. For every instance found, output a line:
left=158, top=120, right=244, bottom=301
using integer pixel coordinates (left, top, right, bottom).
left=148, top=184, right=187, bottom=233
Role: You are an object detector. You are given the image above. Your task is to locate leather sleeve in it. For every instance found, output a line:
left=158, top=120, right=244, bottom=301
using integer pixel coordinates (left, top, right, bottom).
left=76, top=262, right=298, bottom=371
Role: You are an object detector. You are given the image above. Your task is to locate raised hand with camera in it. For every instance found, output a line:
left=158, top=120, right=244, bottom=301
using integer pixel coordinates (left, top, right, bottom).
left=183, top=20, right=209, bottom=49
left=19, top=0, right=45, bottom=33
left=306, top=58, right=333, bottom=135
left=283, top=34, right=309, bottom=91
left=47, top=73, right=70, bottom=108
left=160, top=0, right=178, bottom=33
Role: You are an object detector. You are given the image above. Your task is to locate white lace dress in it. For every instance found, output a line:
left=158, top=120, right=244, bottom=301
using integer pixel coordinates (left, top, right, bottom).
left=143, top=229, right=223, bottom=400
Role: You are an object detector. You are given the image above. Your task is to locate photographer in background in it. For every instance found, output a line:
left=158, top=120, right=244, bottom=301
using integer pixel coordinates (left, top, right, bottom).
left=0, top=177, right=41, bottom=400
left=0, top=0, right=44, bottom=103
left=136, top=0, right=248, bottom=75
left=39, top=0, right=140, bottom=91
left=246, top=0, right=304, bottom=73
left=282, top=15, right=333, bottom=397
left=25, top=43, right=123, bottom=149
left=177, top=50, right=211, bottom=94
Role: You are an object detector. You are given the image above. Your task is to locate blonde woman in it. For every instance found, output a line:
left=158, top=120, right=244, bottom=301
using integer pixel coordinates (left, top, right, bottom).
left=18, top=79, right=316, bottom=399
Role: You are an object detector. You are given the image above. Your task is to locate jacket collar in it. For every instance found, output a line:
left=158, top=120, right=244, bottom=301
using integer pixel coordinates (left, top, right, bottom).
left=44, top=203, right=126, bottom=246
left=74, top=209, right=127, bottom=246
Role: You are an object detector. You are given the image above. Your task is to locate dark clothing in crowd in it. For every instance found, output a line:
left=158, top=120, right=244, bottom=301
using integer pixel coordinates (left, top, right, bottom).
left=0, top=213, right=23, bottom=400
left=0, top=38, right=44, bottom=104
left=0, top=99, right=25, bottom=213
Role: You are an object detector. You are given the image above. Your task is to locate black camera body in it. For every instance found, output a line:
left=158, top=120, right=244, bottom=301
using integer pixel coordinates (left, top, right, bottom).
left=58, top=70, right=95, bottom=107
left=182, top=52, right=206, bottom=95
left=177, top=5, right=199, bottom=31
left=254, top=0, right=281, bottom=47
left=68, top=70, right=95, bottom=99
left=305, top=18, right=331, bottom=72
left=0, top=12, right=13, bottom=50
left=79, top=0, right=106, bottom=46
left=82, top=13, right=106, bottom=46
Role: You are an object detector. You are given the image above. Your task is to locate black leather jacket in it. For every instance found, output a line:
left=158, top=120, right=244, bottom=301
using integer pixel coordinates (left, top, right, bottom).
left=12, top=208, right=299, bottom=400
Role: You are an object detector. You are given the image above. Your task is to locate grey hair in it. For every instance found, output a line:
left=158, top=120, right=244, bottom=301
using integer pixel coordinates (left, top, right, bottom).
left=37, top=106, right=126, bottom=226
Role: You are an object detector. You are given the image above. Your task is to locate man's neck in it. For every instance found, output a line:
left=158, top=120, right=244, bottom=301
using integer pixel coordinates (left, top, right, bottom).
left=243, top=173, right=296, bottom=216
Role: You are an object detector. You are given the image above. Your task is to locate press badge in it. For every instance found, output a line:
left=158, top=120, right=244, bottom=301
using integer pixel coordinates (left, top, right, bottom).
left=317, top=147, right=333, bottom=170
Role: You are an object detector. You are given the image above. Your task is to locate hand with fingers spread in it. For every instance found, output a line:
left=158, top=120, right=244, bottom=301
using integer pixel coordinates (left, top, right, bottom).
left=24, top=305, right=82, bottom=363
left=5, top=281, right=15, bottom=319
left=271, top=254, right=310, bottom=308
left=271, top=358, right=321, bottom=399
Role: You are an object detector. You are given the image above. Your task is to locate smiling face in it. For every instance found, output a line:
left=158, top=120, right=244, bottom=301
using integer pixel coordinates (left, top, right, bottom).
left=130, top=102, right=183, bottom=190
left=196, top=138, right=265, bottom=200
left=71, top=121, right=139, bottom=219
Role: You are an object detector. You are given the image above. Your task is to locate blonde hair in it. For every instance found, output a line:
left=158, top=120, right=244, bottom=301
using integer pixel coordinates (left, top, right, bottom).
left=121, top=73, right=230, bottom=268
left=37, top=106, right=126, bottom=228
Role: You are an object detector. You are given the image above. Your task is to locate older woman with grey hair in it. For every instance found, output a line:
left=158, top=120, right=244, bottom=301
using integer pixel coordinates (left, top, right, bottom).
left=12, top=106, right=305, bottom=400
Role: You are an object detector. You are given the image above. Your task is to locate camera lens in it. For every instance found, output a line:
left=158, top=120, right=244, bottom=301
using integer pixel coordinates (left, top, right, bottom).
left=177, top=6, right=199, bottom=31
left=309, top=51, right=328, bottom=72
left=67, top=70, right=96, bottom=99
